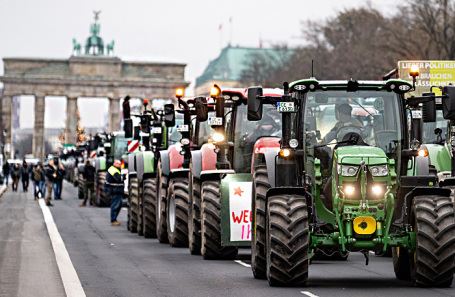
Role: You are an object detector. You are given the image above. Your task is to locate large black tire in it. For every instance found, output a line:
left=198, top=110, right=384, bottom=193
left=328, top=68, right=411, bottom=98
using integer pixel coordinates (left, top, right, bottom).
left=78, top=173, right=85, bottom=200
left=411, top=195, right=454, bottom=287
left=201, top=180, right=238, bottom=260
left=188, top=178, right=201, bottom=255
left=127, top=175, right=137, bottom=233
left=252, top=166, right=268, bottom=279
left=142, top=178, right=157, bottom=238
left=96, top=172, right=108, bottom=207
left=392, top=246, right=412, bottom=281
left=266, top=195, right=309, bottom=287
left=136, top=180, right=144, bottom=236
left=167, top=178, right=190, bottom=247
left=129, top=177, right=140, bottom=234
left=156, top=163, right=169, bottom=243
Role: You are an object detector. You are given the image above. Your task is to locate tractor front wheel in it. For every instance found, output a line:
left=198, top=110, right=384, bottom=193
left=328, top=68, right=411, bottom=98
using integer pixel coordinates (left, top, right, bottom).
left=167, top=178, right=190, bottom=247
left=411, top=195, right=455, bottom=287
left=201, top=180, right=238, bottom=260
left=129, top=176, right=140, bottom=233
left=266, top=194, right=309, bottom=287
left=96, top=172, right=108, bottom=207
left=142, top=178, right=157, bottom=238
left=155, top=166, right=169, bottom=243
left=252, top=165, right=269, bottom=279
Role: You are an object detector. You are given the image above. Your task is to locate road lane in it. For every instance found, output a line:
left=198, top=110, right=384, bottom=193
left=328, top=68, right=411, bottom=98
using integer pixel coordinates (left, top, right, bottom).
left=50, top=182, right=454, bottom=297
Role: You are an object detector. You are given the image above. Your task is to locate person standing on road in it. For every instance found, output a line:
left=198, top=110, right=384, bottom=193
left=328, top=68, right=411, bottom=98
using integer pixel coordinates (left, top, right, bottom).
left=53, top=157, right=65, bottom=200
left=45, top=159, right=56, bottom=206
left=32, top=163, right=46, bottom=199
left=3, top=162, right=10, bottom=186
left=105, top=160, right=124, bottom=226
left=80, top=160, right=96, bottom=207
left=11, top=163, right=20, bottom=192
left=21, top=160, right=30, bottom=192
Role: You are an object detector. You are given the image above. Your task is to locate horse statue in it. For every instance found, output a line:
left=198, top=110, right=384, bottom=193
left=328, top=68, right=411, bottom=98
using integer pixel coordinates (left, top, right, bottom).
left=72, top=38, right=81, bottom=55
left=106, top=40, right=115, bottom=55
left=85, top=22, right=104, bottom=55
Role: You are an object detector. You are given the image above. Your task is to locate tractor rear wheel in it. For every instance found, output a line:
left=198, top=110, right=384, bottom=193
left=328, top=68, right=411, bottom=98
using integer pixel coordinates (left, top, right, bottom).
left=96, top=172, right=108, bottom=207
left=127, top=175, right=135, bottom=232
left=188, top=178, right=201, bottom=255
left=129, top=176, right=140, bottom=233
left=142, top=178, right=157, bottom=238
left=156, top=164, right=169, bottom=243
left=266, top=194, right=309, bottom=287
left=201, top=180, right=238, bottom=260
left=167, top=178, right=190, bottom=247
left=136, top=181, right=144, bottom=236
left=252, top=165, right=269, bottom=279
left=411, top=195, right=455, bottom=287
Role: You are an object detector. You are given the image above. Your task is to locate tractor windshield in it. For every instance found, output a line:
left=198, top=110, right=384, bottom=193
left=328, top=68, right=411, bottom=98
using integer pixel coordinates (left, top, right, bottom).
left=422, top=110, right=447, bottom=144
left=113, top=136, right=128, bottom=159
left=232, top=104, right=281, bottom=172
left=168, top=114, right=185, bottom=144
left=304, top=90, right=402, bottom=154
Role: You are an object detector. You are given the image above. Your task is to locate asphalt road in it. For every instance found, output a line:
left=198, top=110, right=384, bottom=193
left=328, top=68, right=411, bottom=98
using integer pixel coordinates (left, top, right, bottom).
left=1, top=181, right=454, bottom=297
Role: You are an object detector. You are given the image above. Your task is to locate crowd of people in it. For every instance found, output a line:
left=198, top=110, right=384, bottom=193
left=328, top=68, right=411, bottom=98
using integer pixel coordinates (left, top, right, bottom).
left=2, top=156, right=66, bottom=206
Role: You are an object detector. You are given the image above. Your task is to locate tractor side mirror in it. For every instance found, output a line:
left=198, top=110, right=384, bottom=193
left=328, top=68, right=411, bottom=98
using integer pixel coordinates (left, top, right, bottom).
left=422, top=92, right=436, bottom=123
left=124, top=118, right=133, bottom=138
left=164, top=104, right=175, bottom=127
left=248, top=87, right=263, bottom=121
left=133, top=126, right=140, bottom=140
left=194, top=97, right=208, bottom=122
left=443, top=86, right=455, bottom=120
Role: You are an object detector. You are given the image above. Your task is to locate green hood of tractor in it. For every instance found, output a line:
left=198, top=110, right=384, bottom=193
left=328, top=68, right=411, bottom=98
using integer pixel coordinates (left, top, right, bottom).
left=335, top=146, right=387, bottom=166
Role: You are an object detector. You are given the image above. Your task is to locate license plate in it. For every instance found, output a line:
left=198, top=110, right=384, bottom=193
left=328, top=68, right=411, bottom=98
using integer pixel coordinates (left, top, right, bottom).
left=276, top=102, right=295, bottom=112
left=139, top=132, right=150, bottom=137
left=176, top=124, right=189, bottom=132
left=411, top=110, right=422, bottom=119
left=208, top=117, right=223, bottom=126
left=152, top=127, right=162, bottom=134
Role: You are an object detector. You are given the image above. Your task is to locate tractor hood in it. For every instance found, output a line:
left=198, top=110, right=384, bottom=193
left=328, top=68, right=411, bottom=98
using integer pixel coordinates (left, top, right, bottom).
left=335, top=146, right=387, bottom=166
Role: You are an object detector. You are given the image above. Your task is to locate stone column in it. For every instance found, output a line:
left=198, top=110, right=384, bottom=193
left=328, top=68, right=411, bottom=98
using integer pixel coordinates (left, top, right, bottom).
left=33, top=95, right=45, bottom=160
left=108, top=97, right=121, bottom=132
left=1, top=95, right=12, bottom=158
left=65, top=97, right=78, bottom=144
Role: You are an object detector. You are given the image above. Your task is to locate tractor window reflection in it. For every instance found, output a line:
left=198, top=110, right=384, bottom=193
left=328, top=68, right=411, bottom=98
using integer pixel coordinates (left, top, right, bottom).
left=233, top=104, right=281, bottom=173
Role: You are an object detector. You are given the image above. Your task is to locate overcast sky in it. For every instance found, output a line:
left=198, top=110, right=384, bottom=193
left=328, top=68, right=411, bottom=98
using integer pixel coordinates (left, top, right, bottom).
left=0, top=0, right=396, bottom=128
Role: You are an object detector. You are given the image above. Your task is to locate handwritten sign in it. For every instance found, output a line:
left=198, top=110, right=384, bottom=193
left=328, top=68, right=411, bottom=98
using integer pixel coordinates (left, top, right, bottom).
left=229, top=181, right=253, bottom=241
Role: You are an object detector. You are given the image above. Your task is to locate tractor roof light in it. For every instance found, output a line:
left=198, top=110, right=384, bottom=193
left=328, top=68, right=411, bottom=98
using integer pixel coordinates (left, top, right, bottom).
left=175, top=88, right=185, bottom=99
left=210, top=84, right=222, bottom=98
left=409, top=65, right=420, bottom=78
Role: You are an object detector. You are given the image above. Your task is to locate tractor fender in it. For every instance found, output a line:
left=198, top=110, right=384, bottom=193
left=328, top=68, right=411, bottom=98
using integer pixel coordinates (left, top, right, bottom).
left=168, top=144, right=184, bottom=171
left=262, top=149, right=280, bottom=188
left=136, top=152, right=145, bottom=182
left=127, top=153, right=136, bottom=175
left=191, top=150, right=202, bottom=179
left=160, top=150, right=170, bottom=177
left=414, top=154, right=430, bottom=176
left=402, top=187, right=452, bottom=222
left=251, top=137, right=280, bottom=170
left=95, top=156, right=107, bottom=172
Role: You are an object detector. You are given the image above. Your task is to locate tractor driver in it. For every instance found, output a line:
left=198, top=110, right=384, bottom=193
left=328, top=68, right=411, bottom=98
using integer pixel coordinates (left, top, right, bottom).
left=322, top=103, right=363, bottom=144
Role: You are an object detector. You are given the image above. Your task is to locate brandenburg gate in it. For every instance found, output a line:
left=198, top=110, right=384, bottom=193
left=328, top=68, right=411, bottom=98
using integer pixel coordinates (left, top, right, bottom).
left=0, top=12, right=188, bottom=160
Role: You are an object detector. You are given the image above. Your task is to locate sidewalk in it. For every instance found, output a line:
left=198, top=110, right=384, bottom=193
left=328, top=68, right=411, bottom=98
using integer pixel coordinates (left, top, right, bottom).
left=0, top=186, right=65, bottom=297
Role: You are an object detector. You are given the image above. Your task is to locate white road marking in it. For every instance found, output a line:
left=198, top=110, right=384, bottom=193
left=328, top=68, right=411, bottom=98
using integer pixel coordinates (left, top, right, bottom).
left=39, top=199, right=86, bottom=297
left=300, top=291, right=319, bottom=297
left=234, top=260, right=251, bottom=268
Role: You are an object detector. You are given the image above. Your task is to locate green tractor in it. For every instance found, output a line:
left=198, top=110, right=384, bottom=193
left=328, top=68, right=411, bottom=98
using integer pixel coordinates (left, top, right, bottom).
left=247, top=78, right=455, bottom=286
left=94, top=131, right=129, bottom=207
left=126, top=103, right=175, bottom=236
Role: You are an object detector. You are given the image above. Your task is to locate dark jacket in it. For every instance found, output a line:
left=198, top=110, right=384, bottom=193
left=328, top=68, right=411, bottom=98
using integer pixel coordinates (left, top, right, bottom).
left=122, top=96, right=131, bottom=119
left=3, top=163, right=10, bottom=175
left=105, top=166, right=123, bottom=195
left=83, top=163, right=96, bottom=183
left=11, top=165, right=20, bottom=179
left=45, top=165, right=57, bottom=182
left=20, top=164, right=30, bottom=180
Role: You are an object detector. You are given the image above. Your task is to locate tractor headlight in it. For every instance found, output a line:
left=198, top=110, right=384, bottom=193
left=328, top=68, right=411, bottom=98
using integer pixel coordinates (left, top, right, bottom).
left=371, top=184, right=384, bottom=196
left=370, top=165, right=389, bottom=177
left=337, top=165, right=359, bottom=176
left=211, top=132, right=225, bottom=143
left=343, top=184, right=356, bottom=197
left=180, top=138, right=190, bottom=145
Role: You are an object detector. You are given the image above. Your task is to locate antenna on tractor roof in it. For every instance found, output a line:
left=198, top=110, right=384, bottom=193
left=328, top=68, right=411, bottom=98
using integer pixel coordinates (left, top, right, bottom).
left=311, top=60, right=314, bottom=78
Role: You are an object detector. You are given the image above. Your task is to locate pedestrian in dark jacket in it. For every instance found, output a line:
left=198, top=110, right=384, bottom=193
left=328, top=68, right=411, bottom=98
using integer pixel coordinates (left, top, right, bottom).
left=21, top=160, right=30, bottom=192
left=122, top=95, right=131, bottom=119
left=80, top=160, right=96, bottom=207
left=105, top=160, right=124, bottom=226
left=3, top=162, right=10, bottom=186
left=52, top=158, right=65, bottom=200
left=32, top=163, right=46, bottom=199
left=11, top=163, right=20, bottom=192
